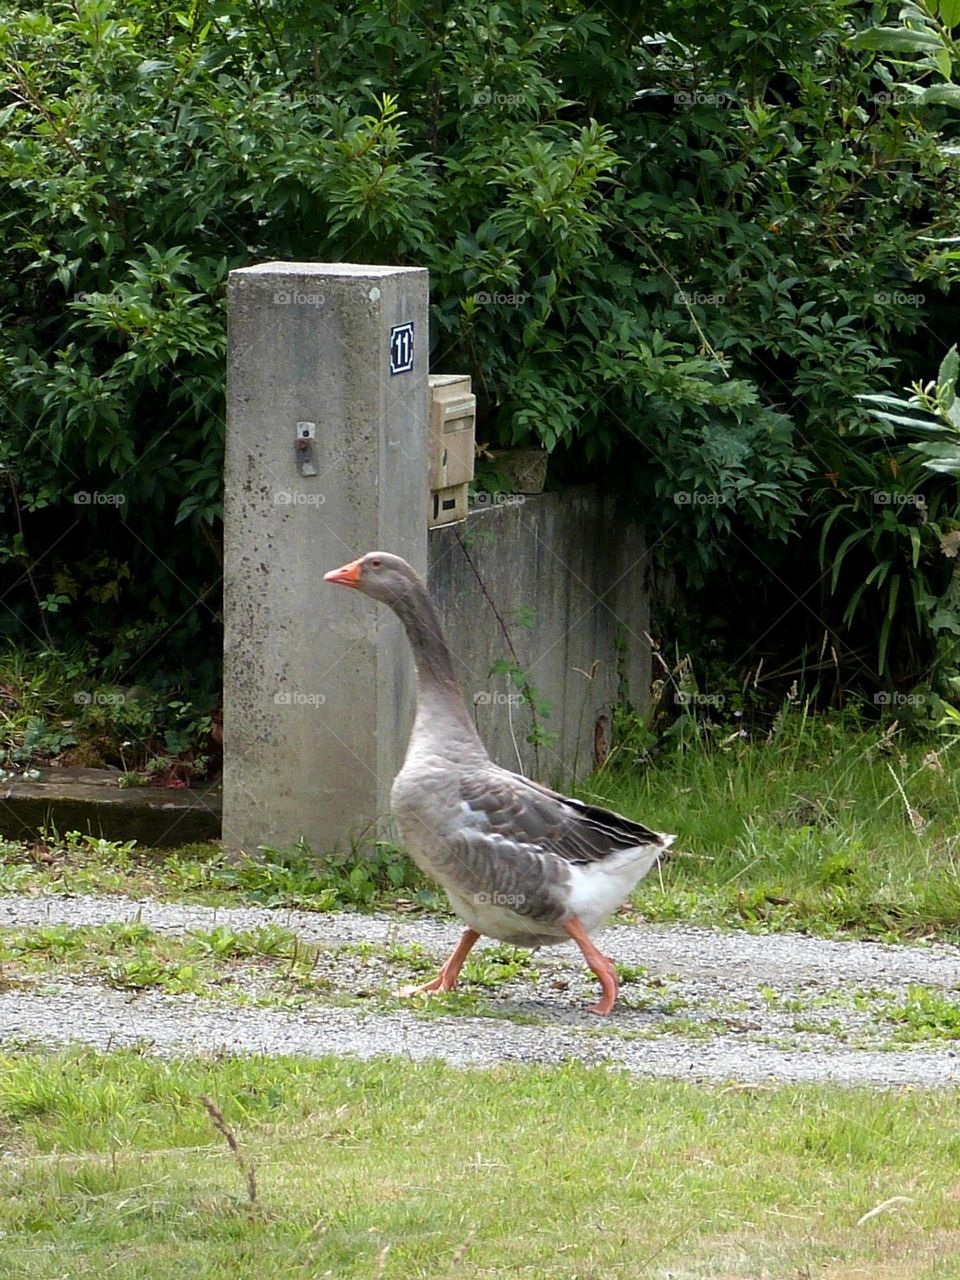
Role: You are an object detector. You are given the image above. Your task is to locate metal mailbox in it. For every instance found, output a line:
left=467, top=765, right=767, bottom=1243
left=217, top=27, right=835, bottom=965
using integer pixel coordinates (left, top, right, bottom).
left=427, top=374, right=475, bottom=528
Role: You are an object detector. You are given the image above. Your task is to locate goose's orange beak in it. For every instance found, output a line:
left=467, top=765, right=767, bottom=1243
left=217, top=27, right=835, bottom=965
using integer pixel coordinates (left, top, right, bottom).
left=324, top=558, right=363, bottom=588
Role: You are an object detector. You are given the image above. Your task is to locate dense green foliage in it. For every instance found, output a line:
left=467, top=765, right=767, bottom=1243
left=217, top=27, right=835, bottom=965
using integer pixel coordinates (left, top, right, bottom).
left=1, top=0, right=959, bottom=708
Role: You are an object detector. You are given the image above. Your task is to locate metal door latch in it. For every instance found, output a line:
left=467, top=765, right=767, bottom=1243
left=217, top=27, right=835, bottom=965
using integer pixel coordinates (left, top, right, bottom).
left=296, top=421, right=318, bottom=476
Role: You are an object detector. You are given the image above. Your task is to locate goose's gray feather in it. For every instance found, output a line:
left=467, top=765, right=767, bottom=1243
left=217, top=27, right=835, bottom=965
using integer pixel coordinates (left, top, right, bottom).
left=459, top=768, right=670, bottom=867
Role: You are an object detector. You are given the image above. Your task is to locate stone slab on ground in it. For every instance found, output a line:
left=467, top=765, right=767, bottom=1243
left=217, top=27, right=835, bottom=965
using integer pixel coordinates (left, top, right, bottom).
left=0, top=769, right=221, bottom=848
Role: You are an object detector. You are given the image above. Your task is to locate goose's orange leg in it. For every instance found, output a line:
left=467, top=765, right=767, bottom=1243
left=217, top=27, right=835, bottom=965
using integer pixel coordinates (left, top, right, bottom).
left=563, top=916, right=619, bottom=1015
left=398, top=927, right=481, bottom=998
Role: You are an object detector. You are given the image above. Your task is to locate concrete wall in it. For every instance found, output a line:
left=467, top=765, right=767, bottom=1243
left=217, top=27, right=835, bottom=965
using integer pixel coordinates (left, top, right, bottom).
left=222, top=262, right=428, bottom=855
left=429, top=487, right=651, bottom=786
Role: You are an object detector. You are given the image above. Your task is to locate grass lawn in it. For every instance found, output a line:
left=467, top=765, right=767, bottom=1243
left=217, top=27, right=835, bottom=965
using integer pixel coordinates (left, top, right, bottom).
left=0, top=1048, right=958, bottom=1279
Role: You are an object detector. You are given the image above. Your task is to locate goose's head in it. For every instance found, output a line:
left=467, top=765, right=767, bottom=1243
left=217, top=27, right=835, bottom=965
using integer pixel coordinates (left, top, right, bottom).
left=324, top=551, right=421, bottom=606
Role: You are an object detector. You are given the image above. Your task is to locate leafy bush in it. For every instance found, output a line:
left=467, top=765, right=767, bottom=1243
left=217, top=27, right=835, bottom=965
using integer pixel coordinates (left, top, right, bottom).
left=858, top=344, right=960, bottom=700
left=0, top=0, right=958, bottom=706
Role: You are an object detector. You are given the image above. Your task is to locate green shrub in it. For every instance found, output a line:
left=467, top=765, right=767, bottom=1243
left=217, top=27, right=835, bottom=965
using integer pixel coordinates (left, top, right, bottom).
left=0, top=0, right=958, bottom=702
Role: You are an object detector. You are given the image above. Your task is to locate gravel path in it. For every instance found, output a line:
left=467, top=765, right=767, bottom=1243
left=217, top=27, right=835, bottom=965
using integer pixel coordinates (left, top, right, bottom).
left=1, top=892, right=959, bottom=1088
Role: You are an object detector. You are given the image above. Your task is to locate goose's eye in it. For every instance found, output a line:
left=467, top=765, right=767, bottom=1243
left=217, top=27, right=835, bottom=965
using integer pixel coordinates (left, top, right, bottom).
left=370, top=558, right=382, bottom=569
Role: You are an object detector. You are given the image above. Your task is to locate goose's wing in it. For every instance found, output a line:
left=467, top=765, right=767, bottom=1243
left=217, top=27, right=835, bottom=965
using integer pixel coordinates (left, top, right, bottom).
left=459, top=767, right=675, bottom=866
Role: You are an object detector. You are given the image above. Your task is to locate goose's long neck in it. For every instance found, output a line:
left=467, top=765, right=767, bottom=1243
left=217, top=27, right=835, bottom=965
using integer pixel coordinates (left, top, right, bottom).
left=390, top=580, right=484, bottom=749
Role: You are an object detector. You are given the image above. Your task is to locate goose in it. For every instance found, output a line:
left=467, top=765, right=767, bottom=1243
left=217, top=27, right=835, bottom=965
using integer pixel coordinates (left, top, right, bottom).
left=324, top=552, right=675, bottom=1014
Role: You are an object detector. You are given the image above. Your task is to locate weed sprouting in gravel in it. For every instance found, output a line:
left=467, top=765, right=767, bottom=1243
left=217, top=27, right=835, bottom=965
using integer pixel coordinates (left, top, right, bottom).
left=883, top=986, right=960, bottom=1042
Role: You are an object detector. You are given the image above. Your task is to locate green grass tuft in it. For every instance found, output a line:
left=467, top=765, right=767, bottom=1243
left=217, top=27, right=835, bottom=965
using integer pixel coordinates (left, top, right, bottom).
left=586, top=713, right=960, bottom=941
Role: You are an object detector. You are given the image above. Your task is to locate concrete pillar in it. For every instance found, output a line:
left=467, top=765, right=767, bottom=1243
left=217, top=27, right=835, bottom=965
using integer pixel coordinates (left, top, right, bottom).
left=223, top=263, right=429, bottom=854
